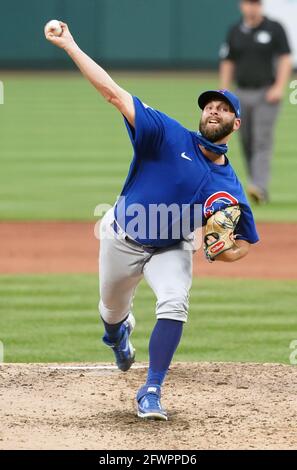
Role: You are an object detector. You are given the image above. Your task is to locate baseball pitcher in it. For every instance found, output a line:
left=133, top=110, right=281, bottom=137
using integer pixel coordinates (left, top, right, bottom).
left=45, top=22, right=259, bottom=421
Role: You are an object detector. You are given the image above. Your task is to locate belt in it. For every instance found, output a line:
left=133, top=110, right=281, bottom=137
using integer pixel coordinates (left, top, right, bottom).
left=112, top=220, right=159, bottom=253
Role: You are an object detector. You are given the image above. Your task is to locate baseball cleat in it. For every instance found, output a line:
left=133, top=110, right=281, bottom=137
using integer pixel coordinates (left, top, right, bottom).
left=102, top=313, right=136, bottom=372
left=136, top=385, right=168, bottom=421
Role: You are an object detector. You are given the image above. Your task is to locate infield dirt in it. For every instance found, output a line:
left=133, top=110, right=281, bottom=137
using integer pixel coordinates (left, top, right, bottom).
left=1, top=362, right=296, bottom=450
left=0, top=222, right=297, bottom=279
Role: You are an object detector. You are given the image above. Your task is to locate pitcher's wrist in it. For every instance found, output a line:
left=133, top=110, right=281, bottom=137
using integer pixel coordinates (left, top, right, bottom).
left=64, top=41, right=80, bottom=55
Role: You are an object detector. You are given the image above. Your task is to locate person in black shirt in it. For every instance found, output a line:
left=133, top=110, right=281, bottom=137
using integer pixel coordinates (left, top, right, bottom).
left=219, top=0, right=292, bottom=203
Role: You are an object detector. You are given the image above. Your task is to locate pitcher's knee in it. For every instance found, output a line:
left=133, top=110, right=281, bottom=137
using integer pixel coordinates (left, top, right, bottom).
left=155, top=295, right=189, bottom=323
left=99, top=299, right=129, bottom=325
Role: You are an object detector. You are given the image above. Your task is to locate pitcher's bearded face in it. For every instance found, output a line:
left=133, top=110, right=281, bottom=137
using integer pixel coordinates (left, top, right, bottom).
left=199, top=100, right=236, bottom=143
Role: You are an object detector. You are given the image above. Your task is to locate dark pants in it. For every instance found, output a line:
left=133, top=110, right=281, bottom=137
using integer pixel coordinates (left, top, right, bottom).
left=236, top=87, right=280, bottom=194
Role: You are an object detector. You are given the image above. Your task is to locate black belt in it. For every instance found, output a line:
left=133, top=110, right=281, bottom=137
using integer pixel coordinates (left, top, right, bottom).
left=112, top=220, right=159, bottom=253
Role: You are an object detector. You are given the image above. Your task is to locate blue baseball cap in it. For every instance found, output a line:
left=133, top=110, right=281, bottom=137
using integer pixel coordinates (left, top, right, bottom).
left=198, top=89, right=241, bottom=118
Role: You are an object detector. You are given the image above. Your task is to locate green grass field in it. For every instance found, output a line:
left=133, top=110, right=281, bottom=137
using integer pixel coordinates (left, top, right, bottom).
left=0, top=275, right=296, bottom=364
left=0, top=71, right=296, bottom=221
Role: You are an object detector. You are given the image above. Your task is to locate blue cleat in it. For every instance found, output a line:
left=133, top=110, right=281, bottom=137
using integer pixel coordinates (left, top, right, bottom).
left=136, top=384, right=168, bottom=421
left=102, top=313, right=135, bottom=372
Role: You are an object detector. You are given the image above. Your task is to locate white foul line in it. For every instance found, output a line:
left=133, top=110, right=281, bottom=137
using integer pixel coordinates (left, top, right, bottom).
left=48, top=364, right=147, bottom=371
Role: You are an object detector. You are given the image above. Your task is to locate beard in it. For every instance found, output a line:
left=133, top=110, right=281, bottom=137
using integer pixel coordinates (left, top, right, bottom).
left=199, top=117, right=235, bottom=143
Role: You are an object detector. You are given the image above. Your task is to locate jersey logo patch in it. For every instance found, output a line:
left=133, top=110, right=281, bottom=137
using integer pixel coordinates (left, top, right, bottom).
left=204, top=191, right=239, bottom=219
left=255, top=31, right=272, bottom=44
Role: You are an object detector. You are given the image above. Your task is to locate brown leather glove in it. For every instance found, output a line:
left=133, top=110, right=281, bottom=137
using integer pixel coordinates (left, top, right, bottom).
left=204, top=205, right=241, bottom=262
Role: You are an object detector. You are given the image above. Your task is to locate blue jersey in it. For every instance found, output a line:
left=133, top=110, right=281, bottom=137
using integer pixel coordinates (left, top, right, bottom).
left=115, top=96, right=259, bottom=247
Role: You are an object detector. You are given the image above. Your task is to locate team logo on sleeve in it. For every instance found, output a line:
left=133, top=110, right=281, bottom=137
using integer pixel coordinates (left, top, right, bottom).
left=203, top=191, right=238, bottom=218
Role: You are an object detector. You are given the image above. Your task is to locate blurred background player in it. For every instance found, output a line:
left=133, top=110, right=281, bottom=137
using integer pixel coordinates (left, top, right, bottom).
left=219, top=0, right=292, bottom=204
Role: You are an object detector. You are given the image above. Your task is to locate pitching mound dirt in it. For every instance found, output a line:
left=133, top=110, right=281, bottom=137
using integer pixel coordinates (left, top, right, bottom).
left=1, top=362, right=296, bottom=450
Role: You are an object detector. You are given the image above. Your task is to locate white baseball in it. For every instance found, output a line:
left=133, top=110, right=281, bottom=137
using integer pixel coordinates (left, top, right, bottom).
left=45, top=20, right=62, bottom=37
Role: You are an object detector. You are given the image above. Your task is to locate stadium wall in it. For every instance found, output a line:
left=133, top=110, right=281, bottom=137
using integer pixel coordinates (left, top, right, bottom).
left=0, top=0, right=239, bottom=69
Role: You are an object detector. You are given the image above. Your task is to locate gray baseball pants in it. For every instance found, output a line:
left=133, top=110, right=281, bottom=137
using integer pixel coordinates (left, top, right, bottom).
left=99, top=208, right=194, bottom=325
left=236, top=87, right=280, bottom=193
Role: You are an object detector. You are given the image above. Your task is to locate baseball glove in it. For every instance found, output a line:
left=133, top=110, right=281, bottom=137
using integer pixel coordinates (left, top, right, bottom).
left=204, top=205, right=241, bottom=262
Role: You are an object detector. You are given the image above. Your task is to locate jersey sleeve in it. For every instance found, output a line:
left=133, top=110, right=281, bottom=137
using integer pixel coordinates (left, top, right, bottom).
left=123, top=96, right=171, bottom=156
left=235, top=203, right=259, bottom=244
left=273, top=22, right=291, bottom=55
